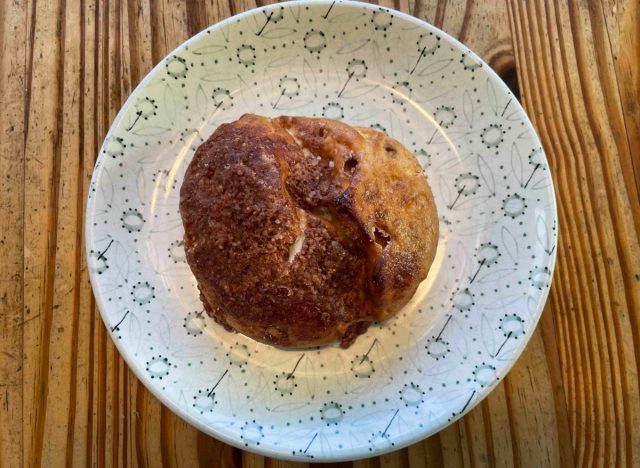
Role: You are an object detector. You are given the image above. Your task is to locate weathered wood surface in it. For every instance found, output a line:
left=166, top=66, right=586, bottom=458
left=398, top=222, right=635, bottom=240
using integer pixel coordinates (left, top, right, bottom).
left=0, top=0, right=638, bottom=466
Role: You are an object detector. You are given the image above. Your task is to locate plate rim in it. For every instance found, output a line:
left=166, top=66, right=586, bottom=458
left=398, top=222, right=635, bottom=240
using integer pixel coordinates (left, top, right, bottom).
left=85, top=0, right=559, bottom=462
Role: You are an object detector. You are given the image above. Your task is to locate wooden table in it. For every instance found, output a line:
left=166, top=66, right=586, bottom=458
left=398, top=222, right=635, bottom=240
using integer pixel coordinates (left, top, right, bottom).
left=1, top=0, right=638, bottom=466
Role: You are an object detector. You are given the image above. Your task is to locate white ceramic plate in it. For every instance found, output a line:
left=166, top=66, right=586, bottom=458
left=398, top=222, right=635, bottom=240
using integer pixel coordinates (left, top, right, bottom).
left=86, top=0, right=557, bottom=461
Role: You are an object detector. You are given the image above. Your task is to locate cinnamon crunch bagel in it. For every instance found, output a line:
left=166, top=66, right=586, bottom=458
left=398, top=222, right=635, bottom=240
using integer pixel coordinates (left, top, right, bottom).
left=179, top=114, right=438, bottom=348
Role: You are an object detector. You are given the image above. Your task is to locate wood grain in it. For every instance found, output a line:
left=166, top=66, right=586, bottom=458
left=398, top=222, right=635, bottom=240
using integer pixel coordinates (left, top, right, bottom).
left=0, top=0, right=27, bottom=466
left=507, top=1, right=640, bottom=466
left=0, top=0, right=638, bottom=466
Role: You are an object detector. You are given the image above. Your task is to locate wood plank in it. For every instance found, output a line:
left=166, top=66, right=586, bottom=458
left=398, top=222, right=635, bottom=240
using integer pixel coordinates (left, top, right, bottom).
left=0, top=0, right=27, bottom=466
left=459, top=400, right=492, bottom=467
left=503, top=327, right=573, bottom=467
left=407, top=433, right=445, bottom=467
left=68, top=0, right=100, bottom=464
left=437, top=423, right=465, bottom=467
left=507, top=0, right=640, bottom=466
left=197, top=429, right=241, bottom=467
left=480, top=387, right=514, bottom=468
left=22, top=0, right=65, bottom=465
left=125, top=0, right=154, bottom=87
left=379, top=449, right=409, bottom=467
left=600, top=0, right=640, bottom=234
left=37, top=0, right=84, bottom=465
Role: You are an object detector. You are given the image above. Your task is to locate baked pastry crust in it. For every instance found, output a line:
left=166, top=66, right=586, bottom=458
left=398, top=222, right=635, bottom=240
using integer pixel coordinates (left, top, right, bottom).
left=179, top=114, right=438, bottom=348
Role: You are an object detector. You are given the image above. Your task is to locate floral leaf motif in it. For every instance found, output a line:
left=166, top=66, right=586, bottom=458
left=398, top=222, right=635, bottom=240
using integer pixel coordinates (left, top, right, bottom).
left=536, top=215, right=552, bottom=254
left=481, top=314, right=496, bottom=358
left=154, top=266, right=191, bottom=278
left=266, top=402, right=310, bottom=415
left=486, top=77, right=499, bottom=115
left=100, top=166, right=114, bottom=207
left=131, top=126, right=171, bottom=136
left=339, top=84, right=380, bottom=99
left=463, top=90, right=474, bottom=128
left=149, top=218, right=182, bottom=234
left=129, top=312, right=142, bottom=354
left=511, top=142, right=524, bottom=187
left=418, top=85, right=457, bottom=103
left=452, top=240, right=468, bottom=280
left=505, top=109, right=522, bottom=122
left=421, top=358, right=457, bottom=377
left=178, top=390, right=188, bottom=412
left=288, top=4, right=301, bottom=22
left=261, top=27, right=298, bottom=39
left=449, top=318, right=468, bottom=358
left=273, top=99, right=314, bottom=110
left=477, top=154, right=495, bottom=196
left=332, top=351, right=349, bottom=394
left=438, top=175, right=453, bottom=209
left=416, top=58, right=454, bottom=77
left=200, top=72, right=238, bottom=83
left=195, top=84, right=207, bottom=120
left=336, top=38, right=370, bottom=55
left=484, top=294, right=525, bottom=310
left=406, top=331, right=423, bottom=372
left=247, top=371, right=270, bottom=403
left=527, top=294, right=538, bottom=318
left=302, top=57, right=317, bottom=95
left=163, top=83, right=177, bottom=121
left=158, top=313, right=171, bottom=350
left=266, top=55, right=298, bottom=68
left=301, top=354, right=316, bottom=400
left=501, top=225, right=519, bottom=262
left=530, top=177, right=551, bottom=191
left=191, top=44, right=227, bottom=55
left=328, top=10, right=366, bottom=23
left=136, top=167, right=146, bottom=206
left=456, top=220, right=495, bottom=237
left=350, top=409, right=397, bottom=427
left=113, top=241, right=131, bottom=282
left=350, top=109, right=383, bottom=122
left=476, top=268, right=519, bottom=284
left=455, top=196, right=491, bottom=212
left=371, top=40, right=386, bottom=79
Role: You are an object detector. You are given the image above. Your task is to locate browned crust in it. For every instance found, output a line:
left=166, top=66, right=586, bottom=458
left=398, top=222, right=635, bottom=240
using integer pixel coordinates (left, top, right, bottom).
left=179, top=114, right=439, bottom=348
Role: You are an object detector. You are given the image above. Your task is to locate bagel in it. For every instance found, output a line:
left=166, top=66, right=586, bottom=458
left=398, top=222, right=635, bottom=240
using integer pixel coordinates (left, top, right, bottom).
left=179, top=114, right=438, bottom=348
